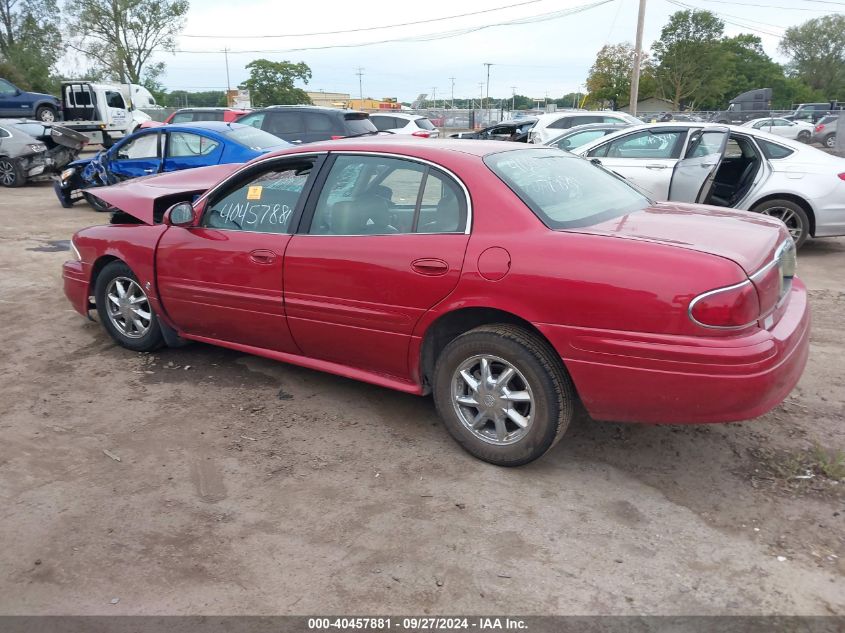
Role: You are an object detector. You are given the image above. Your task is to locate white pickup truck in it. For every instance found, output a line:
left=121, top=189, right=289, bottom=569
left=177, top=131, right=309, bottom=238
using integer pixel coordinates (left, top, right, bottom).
left=60, top=82, right=152, bottom=147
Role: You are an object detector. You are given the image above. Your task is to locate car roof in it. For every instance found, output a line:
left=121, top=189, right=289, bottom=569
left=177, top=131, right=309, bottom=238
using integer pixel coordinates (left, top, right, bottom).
left=575, top=121, right=814, bottom=154
left=371, top=112, right=424, bottom=120
left=153, top=121, right=245, bottom=133
left=173, top=107, right=247, bottom=112
left=259, top=137, right=555, bottom=161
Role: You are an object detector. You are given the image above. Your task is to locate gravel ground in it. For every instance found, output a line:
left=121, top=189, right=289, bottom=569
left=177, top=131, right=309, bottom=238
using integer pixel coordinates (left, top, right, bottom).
left=0, top=182, right=843, bottom=616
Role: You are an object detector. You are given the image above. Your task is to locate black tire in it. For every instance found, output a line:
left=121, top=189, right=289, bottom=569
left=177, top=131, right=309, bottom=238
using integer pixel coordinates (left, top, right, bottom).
left=35, top=105, right=56, bottom=123
left=824, top=134, right=836, bottom=148
left=798, top=130, right=811, bottom=143
left=752, top=198, right=810, bottom=248
left=432, top=324, right=575, bottom=466
left=0, top=157, right=25, bottom=187
left=84, top=191, right=114, bottom=212
left=94, top=260, right=164, bottom=352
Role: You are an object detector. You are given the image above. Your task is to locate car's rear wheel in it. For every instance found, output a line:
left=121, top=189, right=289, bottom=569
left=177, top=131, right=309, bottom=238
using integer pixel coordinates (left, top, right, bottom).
left=35, top=106, right=56, bottom=122
left=95, top=261, right=164, bottom=352
left=798, top=130, right=811, bottom=143
left=752, top=199, right=810, bottom=248
left=824, top=134, right=836, bottom=148
left=0, top=158, right=25, bottom=187
left=433, top=324, right=574, bottom=466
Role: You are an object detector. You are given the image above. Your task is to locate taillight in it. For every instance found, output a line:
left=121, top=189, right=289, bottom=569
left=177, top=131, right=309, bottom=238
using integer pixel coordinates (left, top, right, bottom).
left=689, top=281, right=760, bottom=329
left=330, top=135, right=344, bottom=140
left=815, top=123, right=825, bottom=132
left=412, top=130, right=432, bottom=138
left=838, top=173, right=845, bottom=181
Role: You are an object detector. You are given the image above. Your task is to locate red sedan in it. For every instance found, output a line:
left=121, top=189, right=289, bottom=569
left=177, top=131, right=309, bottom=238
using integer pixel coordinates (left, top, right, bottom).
left=63, top=139, right=810, bottom=466
left=139, top=107, right=251, bottom=129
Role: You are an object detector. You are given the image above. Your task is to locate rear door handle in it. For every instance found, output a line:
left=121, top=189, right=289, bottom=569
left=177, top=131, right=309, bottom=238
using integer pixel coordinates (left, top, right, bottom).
left=411, top=258, right=449, bottom=276
left=143, top=168, right=155, bottom=173
left=250, top=249, right=277, bottom=264
left=645, top=163, right=667, bottom=170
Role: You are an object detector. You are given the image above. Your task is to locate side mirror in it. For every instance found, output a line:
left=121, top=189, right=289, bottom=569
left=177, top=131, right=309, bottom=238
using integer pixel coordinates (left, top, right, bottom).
left=590, top=158, right=602, bottom=166
left=165, top=202, right=194, bottom=227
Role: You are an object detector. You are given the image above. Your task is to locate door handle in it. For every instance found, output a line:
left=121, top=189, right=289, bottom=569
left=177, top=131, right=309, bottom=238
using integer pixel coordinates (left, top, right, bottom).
left=291, top=140, right=303, bottom=144
left=700, top=162, right=716, bottom=168
left=143, top=168, right=155, bottom=173
left=646, top=163, right=667, bottom=170
left=411, top=258, right=449, bottom=276
left=249, top=249, right=277, bottom=264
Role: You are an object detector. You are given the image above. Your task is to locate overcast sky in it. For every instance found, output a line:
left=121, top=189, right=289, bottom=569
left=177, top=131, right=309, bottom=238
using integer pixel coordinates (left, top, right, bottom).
left=129, top=0, right=839, bottom=100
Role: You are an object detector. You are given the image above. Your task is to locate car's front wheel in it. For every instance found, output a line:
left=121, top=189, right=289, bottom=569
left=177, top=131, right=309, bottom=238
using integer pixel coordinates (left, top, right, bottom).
left=433, top=324, right=574, bottom=466
left=0, top=157, right=25, bottom=187
left=798, top=130, right=811, bottom=143
left=35, top=105, right=56, bottom=122
left=824, top=134, right=836, bottom=148
left=84, top=192, right=114, bottom=212
left=752, top=198, right=810, bottom=248
left=95, top=261, right=164, bottom=352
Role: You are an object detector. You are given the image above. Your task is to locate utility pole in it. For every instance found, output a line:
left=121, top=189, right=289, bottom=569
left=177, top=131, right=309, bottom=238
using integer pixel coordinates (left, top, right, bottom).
left=483, top=63, right=492, bottom=123
left=355, top=67, right=364, bottom=105
left=630, top=0, right=647, bottom=116
left=431, top=87, right=437, bottom=109
left=449, top=77, right=455, bottom=109
left=224, top=48, right=231, bottom=93
left=511, top=86, right=517, bottom=113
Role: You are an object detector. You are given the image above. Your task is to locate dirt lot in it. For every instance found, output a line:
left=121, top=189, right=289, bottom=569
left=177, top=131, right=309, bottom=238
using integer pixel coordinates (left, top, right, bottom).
left=0, top=182, right=843, bottom=616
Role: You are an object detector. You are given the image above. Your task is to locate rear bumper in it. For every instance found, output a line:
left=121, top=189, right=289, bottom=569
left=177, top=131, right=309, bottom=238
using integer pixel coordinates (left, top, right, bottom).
left=63, top=260, right=90, bottom=317
left=537, top=279, right=810, bottom=424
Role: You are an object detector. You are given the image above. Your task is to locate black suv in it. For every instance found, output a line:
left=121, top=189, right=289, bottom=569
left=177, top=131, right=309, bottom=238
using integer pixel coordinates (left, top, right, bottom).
left=236, top=106, right=378, bottom=144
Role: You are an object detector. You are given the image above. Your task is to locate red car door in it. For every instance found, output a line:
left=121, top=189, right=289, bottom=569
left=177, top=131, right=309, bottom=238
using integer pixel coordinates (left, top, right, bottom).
left=283, top=153, right=470, bottom=379
left=156, top=155, right=322, bottom=352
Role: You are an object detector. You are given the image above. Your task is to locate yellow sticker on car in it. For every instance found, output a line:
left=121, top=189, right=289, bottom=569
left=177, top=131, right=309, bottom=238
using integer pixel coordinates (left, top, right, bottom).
left=247, top=186, right=263, bottom=200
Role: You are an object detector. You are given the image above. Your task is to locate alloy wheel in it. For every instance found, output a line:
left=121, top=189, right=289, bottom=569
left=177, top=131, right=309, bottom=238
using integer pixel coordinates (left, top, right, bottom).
left=0, top=160, right=16, bottom=186
left=105, top=276, right=152, bottom=339
left=451, top=354, right=534, bottom=445
left=39, top=109, right=55, bottom=122
left=760, top=206, right=804, bottom=242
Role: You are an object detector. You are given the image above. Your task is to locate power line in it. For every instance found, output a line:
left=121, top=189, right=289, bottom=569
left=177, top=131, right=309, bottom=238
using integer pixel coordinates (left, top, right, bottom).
left=170, top=0, right=614, bottom=54
left=694, top=0, right=844, bottom=10
left=666, top=0, right=785, bottom=38
left=181, top=0, right=549, bottom=38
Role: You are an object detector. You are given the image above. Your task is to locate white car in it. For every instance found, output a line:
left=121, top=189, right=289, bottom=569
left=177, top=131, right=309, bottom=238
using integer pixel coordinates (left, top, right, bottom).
left=528, top=110, right=641, bottom=145
left=742, top=117, right=814, bottom=142
left=369, top=113, right=440, bottom=138
left=574, top=122, right=845, bottom=247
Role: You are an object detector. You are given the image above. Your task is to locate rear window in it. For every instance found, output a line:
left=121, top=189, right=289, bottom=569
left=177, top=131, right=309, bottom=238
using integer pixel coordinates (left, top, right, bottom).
left=485, top=149, right=649, bottom=229
left=224, top=125, right=286, bottom=149
left=343, top=112, right=378, bottom=136
left=757, top=139, right=794, bottom=159
left=818, top=115, right=837, bottom=124
left=415, top=117, right=436, bottom=130
left=12, top=123, right=46, bottom=137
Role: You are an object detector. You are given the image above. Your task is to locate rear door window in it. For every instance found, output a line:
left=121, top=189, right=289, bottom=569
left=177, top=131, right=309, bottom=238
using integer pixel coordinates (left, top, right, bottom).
left=167, top=132, right=221, bottom=157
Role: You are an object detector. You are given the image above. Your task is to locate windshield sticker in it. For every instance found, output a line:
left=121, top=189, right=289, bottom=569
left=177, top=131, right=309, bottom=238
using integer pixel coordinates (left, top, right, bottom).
left=247, top=185, right=263, bottom=200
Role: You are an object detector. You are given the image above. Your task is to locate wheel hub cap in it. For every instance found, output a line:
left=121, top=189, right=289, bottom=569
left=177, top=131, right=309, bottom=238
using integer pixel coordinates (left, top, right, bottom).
left=451, top=354, right=534, bottom=445
left=105, top=276, right=152, bottom=339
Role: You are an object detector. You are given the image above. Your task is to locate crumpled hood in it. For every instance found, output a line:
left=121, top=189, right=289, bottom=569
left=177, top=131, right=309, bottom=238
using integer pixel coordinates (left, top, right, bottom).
left=90, top=163, right=241, bottom=225
left=572, top=201, right=788, bottom=274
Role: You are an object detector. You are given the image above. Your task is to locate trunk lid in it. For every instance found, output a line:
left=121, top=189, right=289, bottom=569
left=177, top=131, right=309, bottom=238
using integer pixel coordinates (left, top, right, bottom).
left=90, top=163, right=240, bottom=225
left=572, top=201, right=788, bottom=274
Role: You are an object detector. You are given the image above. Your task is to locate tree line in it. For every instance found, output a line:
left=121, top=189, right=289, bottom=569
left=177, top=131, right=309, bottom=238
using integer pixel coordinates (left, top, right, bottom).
left=587, top=10, right=845, bottom=111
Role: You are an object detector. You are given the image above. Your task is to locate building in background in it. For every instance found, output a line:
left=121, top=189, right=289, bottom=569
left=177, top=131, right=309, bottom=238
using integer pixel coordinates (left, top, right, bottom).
left=226, top=89, right=251, bottom=109
left=347, top=97, right=402, bottom=111
left=306, top=91, right=351, bottom=108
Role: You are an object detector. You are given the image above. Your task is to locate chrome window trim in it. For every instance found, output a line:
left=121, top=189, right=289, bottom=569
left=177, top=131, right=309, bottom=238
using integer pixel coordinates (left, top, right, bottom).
left=195, top=151, right=328, bottom=212
left=306, top=150, right=473, bottom=235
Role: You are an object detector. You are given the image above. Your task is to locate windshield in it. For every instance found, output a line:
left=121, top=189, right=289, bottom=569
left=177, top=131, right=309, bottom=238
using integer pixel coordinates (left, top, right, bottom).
left=415, top=117, right=436, bottom=130
left=484, top=149, right=650, bottom=229
left=224, top=125, right=287, bottom=149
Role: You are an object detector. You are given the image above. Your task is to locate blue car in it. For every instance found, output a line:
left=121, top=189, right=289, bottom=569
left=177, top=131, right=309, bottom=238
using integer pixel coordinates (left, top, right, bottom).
left=54, top=121, right=290, bottom=209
